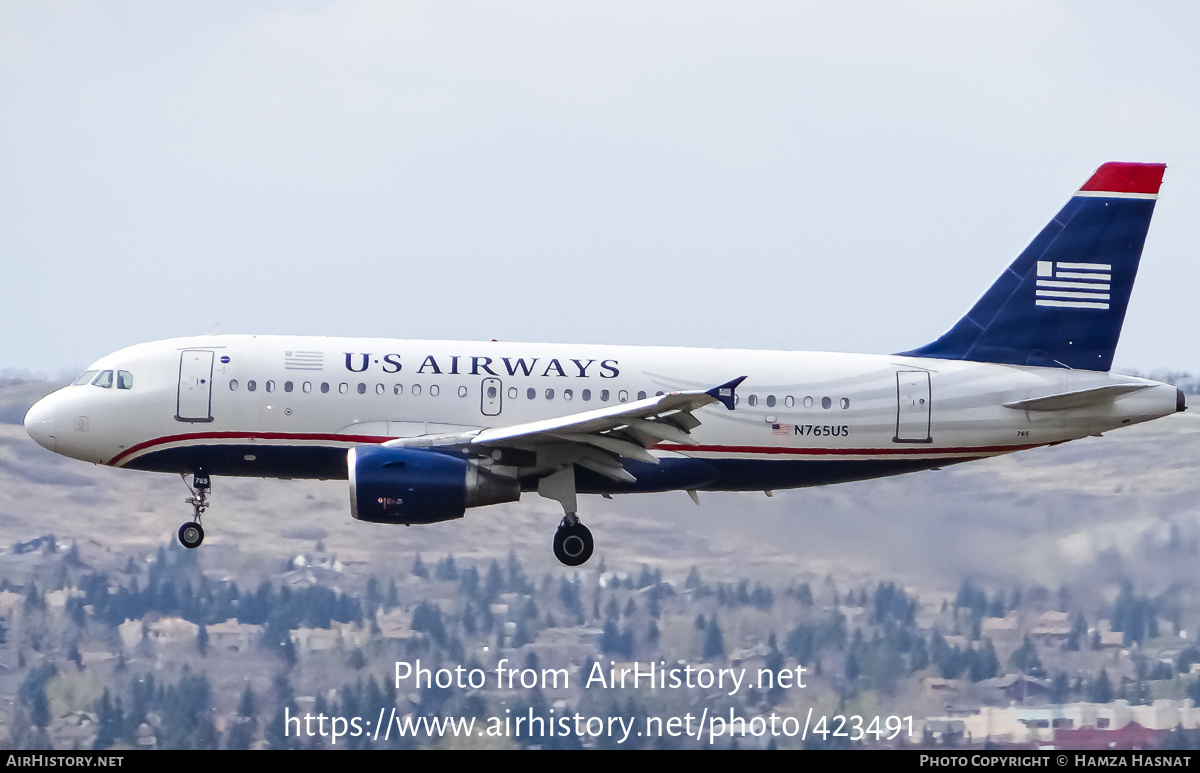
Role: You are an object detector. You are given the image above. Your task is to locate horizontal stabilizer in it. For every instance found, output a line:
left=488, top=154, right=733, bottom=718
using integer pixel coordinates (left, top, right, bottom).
left=1002, top=383, right=1149, bottom=411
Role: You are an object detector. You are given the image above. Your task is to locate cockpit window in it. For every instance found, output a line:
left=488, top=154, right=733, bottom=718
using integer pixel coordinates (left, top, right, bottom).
left=72, top=370, right=98, bottom=386
left=117, top=371, right=133, bottom=390
left=92, top=370, right=113, bottom=388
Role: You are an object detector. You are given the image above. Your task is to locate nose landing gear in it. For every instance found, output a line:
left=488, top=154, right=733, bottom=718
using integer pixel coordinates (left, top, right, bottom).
left=178, top=471, right=209, bottom=549
left=178, top=520, right=204, bottom=549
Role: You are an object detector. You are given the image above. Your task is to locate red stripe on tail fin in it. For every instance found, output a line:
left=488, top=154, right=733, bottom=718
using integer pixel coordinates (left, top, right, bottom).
left=1079, top=162, right=1166, bottom=195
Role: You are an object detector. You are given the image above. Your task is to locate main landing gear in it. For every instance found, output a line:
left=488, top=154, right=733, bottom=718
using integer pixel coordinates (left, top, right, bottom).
left=553, top=514, right=594, bottom=567
left=539, top=466, right=596, bottom=566
left=178, top=470, right=210, bottom=549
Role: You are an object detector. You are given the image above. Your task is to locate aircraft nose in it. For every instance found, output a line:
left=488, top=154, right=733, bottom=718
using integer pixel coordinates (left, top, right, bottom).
left=24, top=395, right=58, bottom=452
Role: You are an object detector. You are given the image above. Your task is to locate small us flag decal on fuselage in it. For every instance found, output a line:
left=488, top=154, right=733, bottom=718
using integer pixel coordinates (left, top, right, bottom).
left=1035, top=261, right=1111, bottom=309
left=284, top=350, right=324, bottom=370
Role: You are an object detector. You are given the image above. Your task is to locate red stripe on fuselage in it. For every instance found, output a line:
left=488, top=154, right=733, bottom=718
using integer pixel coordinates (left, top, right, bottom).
left=109, top=431, right=1043, bottom=467
left=656, top=443, right=1040, bottom=456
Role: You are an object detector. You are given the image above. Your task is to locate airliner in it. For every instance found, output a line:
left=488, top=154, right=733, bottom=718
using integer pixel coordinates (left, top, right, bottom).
left=23, top=162, right=1183, bottom=566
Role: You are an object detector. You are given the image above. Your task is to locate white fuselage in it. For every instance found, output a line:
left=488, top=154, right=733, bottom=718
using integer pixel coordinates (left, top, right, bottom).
left=23, top=334, right=1180, bottom=493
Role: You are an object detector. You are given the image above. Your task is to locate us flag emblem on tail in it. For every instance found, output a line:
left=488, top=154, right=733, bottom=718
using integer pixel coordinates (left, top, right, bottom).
left=1035, top=261, right=1111, bottom=310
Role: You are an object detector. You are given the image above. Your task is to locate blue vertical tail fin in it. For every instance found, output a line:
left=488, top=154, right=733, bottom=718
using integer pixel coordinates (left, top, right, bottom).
left=901, top=162, right=1165, bottom=371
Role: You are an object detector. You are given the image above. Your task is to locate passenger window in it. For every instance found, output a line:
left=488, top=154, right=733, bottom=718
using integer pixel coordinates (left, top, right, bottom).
left=508, top=387, right=517, bottom=399
left=339, top=383, right=348, bottom=394
left=117, top=371, right=133, bottom=390
left=601, top=390, right=610, bottom=401
left=582, top=389, right=591, bottom=401
left=321, top=382, right=330, bottom=394
left=637, top=391, right=646, bottom=400
left=357, top=383, right=366, bottom=394
left=412, top=384, right=422, bottom=396
left=527, top=388, right=536, bottom=400
left=284, top=381, right=293, bottom=393
left=656, top=391, right=664, bottom=396
left=748, top=395, right=758, bottom=407
left=376, top=384, right=384, bottom=395
left=841, top=398, right=850, bottom=409
left=803, top=396, right=813, bottom=408
left=487, top=386, right=497, bottom=398
left=302, top=382, right=312, bottom=393
left=229, top=379, right=239, bottom=391
left=784, top=395, right=794, bottom=408
left=564, top=389, right=573, bottom=401
left=93, top=371, right=113, bottom=388
left=72, top=370, right=98, bottom=386
left=459, top=386, right=468, bottom=398
left=430, top=385, right=440, bottom=397
left=545, top=388, right=554, bottom=400
left=266, top=380, right=275, bottom=393
left=248, top=380, right=257, bottom=392
left=821, top=397, right=832, bottom=409
left=395, top=385, right=404, bottom=396
left=766, top=395, right=776, bottom=408
left=618, top=390, right=628, bottom=402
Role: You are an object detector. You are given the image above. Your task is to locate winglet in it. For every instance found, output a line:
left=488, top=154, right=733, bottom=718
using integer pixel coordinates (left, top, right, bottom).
left=707, top=376, right=746, bottom=410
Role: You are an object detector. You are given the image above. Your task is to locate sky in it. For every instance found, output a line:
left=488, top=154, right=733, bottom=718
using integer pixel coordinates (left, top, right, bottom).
left=2, top=2, right=1198, bottom=378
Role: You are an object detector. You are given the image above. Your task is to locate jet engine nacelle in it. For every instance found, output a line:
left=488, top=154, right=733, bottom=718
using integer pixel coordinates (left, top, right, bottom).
left=348, top=446, right=520, bottom=524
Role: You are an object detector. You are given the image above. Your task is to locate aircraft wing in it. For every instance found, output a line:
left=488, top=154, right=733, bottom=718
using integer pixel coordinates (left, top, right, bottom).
left=383, top=376, right=745, bottom=482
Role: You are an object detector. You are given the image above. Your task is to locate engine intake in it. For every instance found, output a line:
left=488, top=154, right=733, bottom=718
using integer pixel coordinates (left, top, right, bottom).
left=348, top=446, right=520, bottom=524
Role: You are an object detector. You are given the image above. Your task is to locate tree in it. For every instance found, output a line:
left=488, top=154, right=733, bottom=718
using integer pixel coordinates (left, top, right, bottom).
left=844, top=644, right=861, bottom=684
left=18, top=664, right=55, bottom=730
left=266, top=706, right=295, bottom=750
left=703, top=617, right=725, bottom=659
left=227, top=684, right=257, bottom=751
left=1111, top=579, right=1158, bottom=646
left=647, top=620, right=661, bottom=649
left=955, top=579, right=987, bottom=618
left=601, top=618, right=631, bottom=659
left=24, top=581, right=45, bottom=613
left=93, top=689, right=123, bottom=750
left=411, top=601, right=447, bottom=646
left=69, top=640, right=83, bottom=670
left=1066, top=614, right=1088, bottom=651
left=435, top=555, right=458, bottom=581
left=1009, top=635, right=1042, bottom=675
left=1050, top=671, right=1070, bottom=704
left=1089, top=669, right=1114, bottom=703
left=968, top=640, right=1000, bottom=682
left=763, top=633, right=786, bottom=707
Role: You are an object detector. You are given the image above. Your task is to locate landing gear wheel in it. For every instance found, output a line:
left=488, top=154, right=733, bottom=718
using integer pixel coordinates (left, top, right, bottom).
left=178, top=521, right=204, bottom=549
left=178, top=470, right=210, bottom=549
left=553, top=521, right=593, bottom=567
